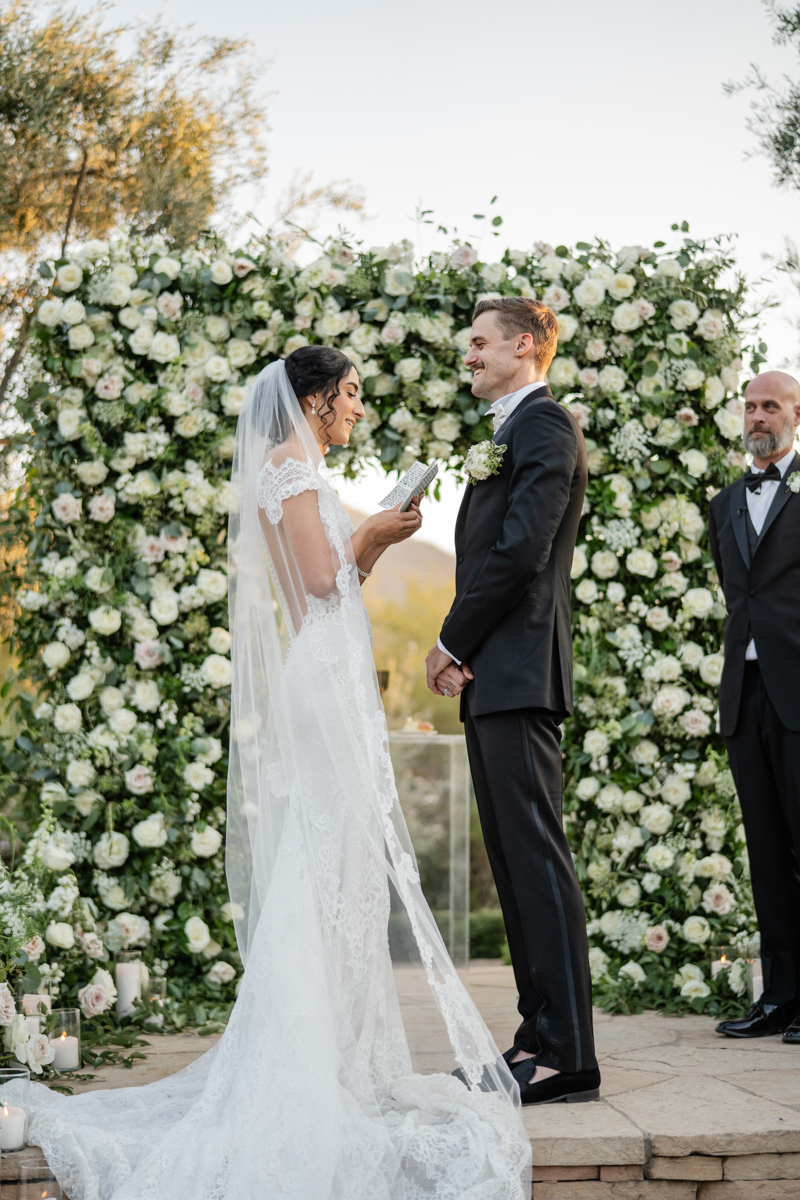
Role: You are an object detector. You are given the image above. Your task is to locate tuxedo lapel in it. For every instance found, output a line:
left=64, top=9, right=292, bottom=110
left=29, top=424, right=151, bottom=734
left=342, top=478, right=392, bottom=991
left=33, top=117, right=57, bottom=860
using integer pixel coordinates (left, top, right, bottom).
left=754, top=451, right=800, bottom=552
left=729, top=480, right=751, bottom=571
left=491, top=385, right=553, bottom=444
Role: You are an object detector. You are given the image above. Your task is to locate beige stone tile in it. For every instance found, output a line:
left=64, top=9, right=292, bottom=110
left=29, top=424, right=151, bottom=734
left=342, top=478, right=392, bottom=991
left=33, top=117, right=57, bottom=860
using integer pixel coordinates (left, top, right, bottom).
left=608, top=1075, right=800, bottom=1157
left=715, top=1071, right=800, bottom=1109
left=724, top=1151, right=800, bottom=1180
left=533, top=1182, right=696, bottom=1199
left=523, top=1100, right=645, bottom=1166
left=648, top=1157, right=722, bottom=1180
left=698, top=1183, right=800, bottom=1198
left=600, top=1067, right=673, bottom=1097
left=606, top=1045, right=795, bottom=1075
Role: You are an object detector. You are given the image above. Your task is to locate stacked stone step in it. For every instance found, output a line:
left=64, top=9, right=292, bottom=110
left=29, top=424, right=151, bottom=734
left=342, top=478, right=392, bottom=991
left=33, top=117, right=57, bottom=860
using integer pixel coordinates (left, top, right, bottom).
left=531, top=1152, right=800, bottom=1197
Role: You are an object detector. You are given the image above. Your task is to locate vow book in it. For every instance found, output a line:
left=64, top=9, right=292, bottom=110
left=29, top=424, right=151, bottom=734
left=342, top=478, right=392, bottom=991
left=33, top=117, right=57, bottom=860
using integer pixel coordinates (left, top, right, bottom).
left=378, top=460, right=439, bottom=512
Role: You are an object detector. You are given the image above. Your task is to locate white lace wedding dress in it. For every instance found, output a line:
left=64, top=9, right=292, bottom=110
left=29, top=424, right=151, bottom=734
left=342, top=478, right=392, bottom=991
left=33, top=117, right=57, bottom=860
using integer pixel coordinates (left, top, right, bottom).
left=23, top=362, right=531, bottom=1199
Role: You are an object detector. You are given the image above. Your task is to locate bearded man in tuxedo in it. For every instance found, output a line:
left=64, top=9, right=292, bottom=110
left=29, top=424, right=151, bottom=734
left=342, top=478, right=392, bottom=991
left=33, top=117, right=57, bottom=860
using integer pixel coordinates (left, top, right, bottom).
left=424, top=297, right=599, bottom=1105
left=710, top=371, right=800, bottom=1041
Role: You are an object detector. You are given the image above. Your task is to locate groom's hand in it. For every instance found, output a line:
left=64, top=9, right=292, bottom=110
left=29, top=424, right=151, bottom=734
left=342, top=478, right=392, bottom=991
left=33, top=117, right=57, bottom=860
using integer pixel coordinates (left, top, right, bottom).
left=435, top=663, right=473, bottom=697
left=426, top=645, right=453, bottom=693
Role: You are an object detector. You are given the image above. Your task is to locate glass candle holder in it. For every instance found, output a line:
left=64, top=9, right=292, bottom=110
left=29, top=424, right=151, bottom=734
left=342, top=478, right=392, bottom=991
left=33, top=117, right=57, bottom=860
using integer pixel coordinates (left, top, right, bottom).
left=46, top=1009, right=81, bottom=1073
left=115, top=952, right=142, bottom=1016
left=710, top=945, right=731, bottom=980
left=19, top=1161, right=63, bottom=1199
left=147, top=978, right=167, bottom=1006
left=0, top=1066, right=30, bottom=1150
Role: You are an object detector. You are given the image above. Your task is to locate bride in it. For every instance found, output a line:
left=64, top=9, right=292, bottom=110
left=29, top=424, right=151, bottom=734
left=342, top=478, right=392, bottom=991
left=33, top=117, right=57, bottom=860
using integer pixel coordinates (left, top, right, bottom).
left=25, top=349, right=531, bottom=1199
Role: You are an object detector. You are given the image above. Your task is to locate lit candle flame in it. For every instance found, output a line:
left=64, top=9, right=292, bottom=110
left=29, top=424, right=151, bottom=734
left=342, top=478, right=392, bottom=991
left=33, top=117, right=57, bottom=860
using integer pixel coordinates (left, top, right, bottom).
left=60, top=1031, right=67, bottom=1041
left=721, top=955, right=727, bottom=963
left=2, top=1102, right=7, bottom=1118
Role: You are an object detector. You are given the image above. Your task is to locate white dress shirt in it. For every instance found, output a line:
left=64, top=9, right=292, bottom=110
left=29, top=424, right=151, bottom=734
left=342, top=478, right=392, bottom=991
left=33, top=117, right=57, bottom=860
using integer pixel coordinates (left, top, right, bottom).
left=744, top=446, right=795, bottom=660
left=438, top=382, right=548, bottom=666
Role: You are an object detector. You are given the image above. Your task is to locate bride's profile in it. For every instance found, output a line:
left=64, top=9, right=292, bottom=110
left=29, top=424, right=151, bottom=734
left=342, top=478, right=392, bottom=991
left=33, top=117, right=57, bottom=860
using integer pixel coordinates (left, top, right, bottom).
left=24, top=348, right=531, bottom=1199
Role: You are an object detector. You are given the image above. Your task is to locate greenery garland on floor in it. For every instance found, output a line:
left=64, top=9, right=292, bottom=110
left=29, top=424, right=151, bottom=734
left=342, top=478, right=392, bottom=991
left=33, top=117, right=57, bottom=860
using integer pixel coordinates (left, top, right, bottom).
left=0, top=225, right=763, bottom=1033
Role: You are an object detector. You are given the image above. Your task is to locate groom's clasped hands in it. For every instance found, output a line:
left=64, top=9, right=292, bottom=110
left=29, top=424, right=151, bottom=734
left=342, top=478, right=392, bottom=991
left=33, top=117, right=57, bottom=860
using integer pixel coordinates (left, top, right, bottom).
left=424, top=645, right=472, bottom=698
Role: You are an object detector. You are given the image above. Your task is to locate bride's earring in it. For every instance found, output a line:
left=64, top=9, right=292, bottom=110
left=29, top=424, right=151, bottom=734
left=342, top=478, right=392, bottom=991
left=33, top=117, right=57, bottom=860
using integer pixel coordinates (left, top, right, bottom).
left=311, top=399, right=316, bottom=414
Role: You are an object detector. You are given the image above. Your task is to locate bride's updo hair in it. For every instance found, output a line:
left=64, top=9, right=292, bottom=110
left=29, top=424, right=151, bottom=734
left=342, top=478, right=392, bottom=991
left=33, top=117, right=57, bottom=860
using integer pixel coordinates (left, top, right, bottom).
left=285, top=345, right=354, bottom=449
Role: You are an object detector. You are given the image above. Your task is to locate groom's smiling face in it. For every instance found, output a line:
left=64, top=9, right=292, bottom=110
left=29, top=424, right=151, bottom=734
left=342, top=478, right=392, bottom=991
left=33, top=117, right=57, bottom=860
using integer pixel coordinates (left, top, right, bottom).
left=465, top=311, right=531, bottom=402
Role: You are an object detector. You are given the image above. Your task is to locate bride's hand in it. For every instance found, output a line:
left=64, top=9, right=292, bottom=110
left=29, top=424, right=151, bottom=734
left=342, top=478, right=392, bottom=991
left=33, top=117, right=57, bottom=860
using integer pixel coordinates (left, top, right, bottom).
left=363, top=499, right=422, bottom=548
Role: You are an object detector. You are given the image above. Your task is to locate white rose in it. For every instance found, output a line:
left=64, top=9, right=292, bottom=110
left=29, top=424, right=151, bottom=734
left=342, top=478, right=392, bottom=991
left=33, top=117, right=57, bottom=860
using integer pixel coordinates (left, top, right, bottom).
left=37, top=299, right=64, bottom=326
left=207, top=961, right=236, bottom=985
left=85, top=565, right=113, bottom=593
left=597, top=366, right=628, bottom=395
left=394, top=357, right=423, bottom=383
left=183, top=761, right=215, bottom=790
left=206, top=315, right=231, bottom=341
left=148, top=332, right=180, bottom=364
left=74, top=790, right=100, bottom=816
left=631, top=739, right=660, bottom=766
left=575, top=777, right=600, bottom=800
left=591, top=550, right=619, bottom=579
left=154, top=256, right=181, bottom=279
left=74, top=460, right=109, bottom=486
left=88, top=606, right=122, bottom=636
left=622, top=790, right=644, bottom=814
left=541, top=284, right=570, bottom=311
left=617, top=881, right=641, bottom=908
left=714, top=407, right=742, bottom=440
left=680, top=977, right=711, bottom=999
left=573, top=277, right=606, bottom=307
left=227, top=338, right=256, bottom=369
left=583, top=729, right=609, bottom=757
left=209, top=260, right=233, bottom=285
left=66, top=759, right=95, bottom=787
left=557, top=314, right=579, bottom=342
left=132, top=680, right=160, bottom=712
left=94, top=831, right=130, bottom=869
left=222, top=387, right=246, bottom=417
left=67, top=322, right=95, bottom=352
left=208, top=627, right=231, bottom=654
left=54, top=703, right=82, bottom=732
left=668, top=300, right=700, bottom=330
left=57, top=409, right=85, bottom=441
left=626, top=548, right=658, bottom=578
left=108, top=708, right=137, bottom=736
left=608, top=273, right=635, bottom=299
left=571, top=546, right=588, bottom=578
left=610, top=302, right=641, bottom=333
left=680, top=367, right=705, bottom=392
left=695, top=852, right=733, bottom=880
left=194, top=736, right=223, bottom=765
left=99, top=686, right=125, bottom=713
left=703, top=376, right=726, bottom=408
left=221, top=901, right=245, bottom=922
left=679, top=450, right=708, bottom=478
left=640, top=803, right=673, bottom=835
left=204, top=355, right=231, bottom=383
left=682, top=915, right=712, bottom=945
left=597, top=783, right=624, bottom=812
left=575, top=578, right=598, bottom=604
left=132, top=813, right=168, bottom=848
left=645, top=844, right=675, bottom=871
left=702, top=883, right=735, bottom=915
left=699, top=653, right=724, bottom=686
left=149, top=870, right=182, bottom=904
left=191, top=826, right=223, bottom=858
left=196, top=569, right=228, bottom=602
left=43, top=841, right=74, bottom=871
left=66, top=672, right=95, bottom=701
left=657, top=655, right=683, bottom=682
left=129, top=324, right=155, bottom=354
left=682, top=587, right=714, bottom=618
left=652, top=685, right=691, bottom=716
left=660, top=774, right=692, bottom=808
left=42, top=642, right=70, bottom=671
left=646, top=607, right=673, bottom=632
left=150, top=590, right=180, bottom=625
left=201, top=654, right=233, bottom=689
left=548, top=357, right=578, bottom=387
left=619, top=961, right=647, bottom=985
left=185, top=915, right=211, bottom=952
left=125, top=764, right=155, bottom=795
left=156, top=291, right=183, bottom=320
left=720, top=366, right=739, bottom=393
left=56, top=263, right=83, bottom=291
left=45, top=922, right=75, bottom=950
left=695, top=309, right=726, bottom=340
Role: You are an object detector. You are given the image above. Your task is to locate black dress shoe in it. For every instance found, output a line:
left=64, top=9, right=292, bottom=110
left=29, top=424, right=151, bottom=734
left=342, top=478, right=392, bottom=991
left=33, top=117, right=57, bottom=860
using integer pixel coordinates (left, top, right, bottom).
left=510, top=1058, right=601, bottom=1106
left=715, top=1001, right=795, bottom=1038
left=782, top=1011, right=800, bottom=1043
left=501, top=1044, right=538, bottom=1067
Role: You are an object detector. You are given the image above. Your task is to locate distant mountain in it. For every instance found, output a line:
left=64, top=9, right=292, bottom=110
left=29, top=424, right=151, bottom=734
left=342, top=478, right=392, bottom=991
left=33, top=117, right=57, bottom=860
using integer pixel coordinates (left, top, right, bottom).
left=345, top=507, right=455, bottom=603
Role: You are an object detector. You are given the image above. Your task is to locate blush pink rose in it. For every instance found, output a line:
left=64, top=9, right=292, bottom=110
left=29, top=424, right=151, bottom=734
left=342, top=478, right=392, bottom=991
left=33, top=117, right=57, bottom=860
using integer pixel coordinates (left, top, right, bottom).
left=645, top=925, right=670, bottom=953
left=78, top=982, right=113, bottom=1018
left=134, top=639, right=163, bottom=670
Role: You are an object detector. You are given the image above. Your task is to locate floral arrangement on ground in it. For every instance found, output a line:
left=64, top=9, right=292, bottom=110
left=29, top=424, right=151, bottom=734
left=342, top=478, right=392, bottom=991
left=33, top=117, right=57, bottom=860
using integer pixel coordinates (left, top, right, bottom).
left=0, top=224, right=765, bottom=1019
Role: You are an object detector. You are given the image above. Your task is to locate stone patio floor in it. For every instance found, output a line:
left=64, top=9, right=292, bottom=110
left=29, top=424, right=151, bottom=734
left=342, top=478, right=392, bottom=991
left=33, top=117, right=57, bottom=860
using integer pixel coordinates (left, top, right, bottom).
left=5, top=961, right=800, bottom=1196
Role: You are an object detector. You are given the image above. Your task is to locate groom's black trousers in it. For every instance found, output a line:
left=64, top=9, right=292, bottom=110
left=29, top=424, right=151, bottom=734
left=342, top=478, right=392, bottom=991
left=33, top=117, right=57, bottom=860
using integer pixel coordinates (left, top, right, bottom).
left=463, top=693, right=597, bottom=1075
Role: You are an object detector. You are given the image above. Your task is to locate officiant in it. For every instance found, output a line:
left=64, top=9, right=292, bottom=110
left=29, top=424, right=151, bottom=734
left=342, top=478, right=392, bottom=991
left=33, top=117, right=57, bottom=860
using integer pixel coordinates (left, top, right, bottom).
left=708, top=371, right=800, bottom=1041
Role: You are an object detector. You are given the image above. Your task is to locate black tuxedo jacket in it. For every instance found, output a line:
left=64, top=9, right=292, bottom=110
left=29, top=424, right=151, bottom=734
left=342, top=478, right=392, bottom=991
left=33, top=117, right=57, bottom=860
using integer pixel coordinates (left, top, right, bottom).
left=708, top=450, right=800, bottom=736
left=439, top=387, right=587, bottom=718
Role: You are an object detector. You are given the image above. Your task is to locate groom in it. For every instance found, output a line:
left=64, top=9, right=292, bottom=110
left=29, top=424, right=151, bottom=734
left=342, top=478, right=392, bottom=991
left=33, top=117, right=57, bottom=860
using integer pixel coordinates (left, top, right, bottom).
left=426, top=296, right=599, bottom=1105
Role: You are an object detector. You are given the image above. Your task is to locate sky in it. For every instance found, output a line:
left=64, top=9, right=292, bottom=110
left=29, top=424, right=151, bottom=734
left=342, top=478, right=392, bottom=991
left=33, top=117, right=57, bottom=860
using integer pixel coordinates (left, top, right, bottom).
left=85, top=0, right=800, bottom=550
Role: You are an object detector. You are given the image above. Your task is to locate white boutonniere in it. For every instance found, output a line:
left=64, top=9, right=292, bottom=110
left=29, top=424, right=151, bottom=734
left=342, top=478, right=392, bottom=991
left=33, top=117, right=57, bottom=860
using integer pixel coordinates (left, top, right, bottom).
left=787, top=472, right=800, bottom=494
left=464, top=441, right=506, bottom=485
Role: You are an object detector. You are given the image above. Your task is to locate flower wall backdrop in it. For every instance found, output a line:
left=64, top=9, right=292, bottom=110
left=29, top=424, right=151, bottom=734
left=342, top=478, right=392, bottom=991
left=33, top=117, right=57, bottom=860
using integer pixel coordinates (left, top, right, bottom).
left=1, top=227, right=763, bottom=1021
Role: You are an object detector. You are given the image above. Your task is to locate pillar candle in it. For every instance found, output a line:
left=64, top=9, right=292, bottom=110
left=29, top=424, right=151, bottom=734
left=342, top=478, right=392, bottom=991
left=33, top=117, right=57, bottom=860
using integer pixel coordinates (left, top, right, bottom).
left=115, top=962, right=141, bottom=1015
left=21, top=994, right=51, bottom=1016
left=0, top=1102, right=26, bottom=1149
left=50, top=1032, right=80, bottom=1071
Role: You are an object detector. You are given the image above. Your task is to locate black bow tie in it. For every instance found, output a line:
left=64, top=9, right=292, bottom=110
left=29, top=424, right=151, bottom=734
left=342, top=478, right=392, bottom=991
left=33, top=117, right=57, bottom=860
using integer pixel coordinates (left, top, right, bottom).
left=744, top=462, right=782, bottom=491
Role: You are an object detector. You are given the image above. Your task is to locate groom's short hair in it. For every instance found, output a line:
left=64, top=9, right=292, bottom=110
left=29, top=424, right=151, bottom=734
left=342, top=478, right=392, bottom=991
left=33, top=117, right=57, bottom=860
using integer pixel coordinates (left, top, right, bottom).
left=473, top=297, right=559, bottom=371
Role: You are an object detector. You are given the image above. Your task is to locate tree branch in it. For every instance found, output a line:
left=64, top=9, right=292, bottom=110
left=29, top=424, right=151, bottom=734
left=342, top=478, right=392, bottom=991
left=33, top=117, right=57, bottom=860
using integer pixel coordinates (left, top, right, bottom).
left=61, top=148, right=89, bottom=257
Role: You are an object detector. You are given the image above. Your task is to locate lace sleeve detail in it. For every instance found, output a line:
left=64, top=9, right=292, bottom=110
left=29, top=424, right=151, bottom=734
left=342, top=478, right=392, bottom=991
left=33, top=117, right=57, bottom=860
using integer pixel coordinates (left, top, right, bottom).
left=256, top=457, right=321, bottom=525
